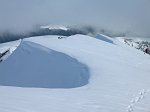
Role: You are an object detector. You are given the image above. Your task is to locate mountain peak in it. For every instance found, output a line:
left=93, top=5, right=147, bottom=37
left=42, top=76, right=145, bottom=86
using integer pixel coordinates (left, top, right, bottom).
left=40, top=25, right=68, bottom=31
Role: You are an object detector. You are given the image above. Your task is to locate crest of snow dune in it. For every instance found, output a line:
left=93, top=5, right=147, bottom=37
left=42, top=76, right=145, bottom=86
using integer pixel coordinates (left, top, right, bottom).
left=95, top=34, right=114, bottom=44
left=0, top=40, right=89, bottom=88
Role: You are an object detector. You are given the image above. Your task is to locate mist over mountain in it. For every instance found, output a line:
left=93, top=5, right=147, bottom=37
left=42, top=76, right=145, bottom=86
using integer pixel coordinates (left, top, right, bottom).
left=0, top=0, right=150, bottom=42
left=1, top=1, right=150, bottom=112
left=0, top=25, right=131, bottom=43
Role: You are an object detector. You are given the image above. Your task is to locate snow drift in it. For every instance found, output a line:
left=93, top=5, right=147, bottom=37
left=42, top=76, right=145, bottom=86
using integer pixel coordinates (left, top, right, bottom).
left=0, top=40, right=89, bottom=88
left=0, top=34, right=150, bottom=112
left=95, top=34, right=114, bottom=44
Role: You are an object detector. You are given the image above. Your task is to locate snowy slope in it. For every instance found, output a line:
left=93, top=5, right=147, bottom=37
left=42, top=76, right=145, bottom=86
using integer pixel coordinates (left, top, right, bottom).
left=0, top=39, right=21, bottom=61
left=0, top=40, right=89, bottom=88
left=95, top=34, right=114, bottom=44
left=115, top=37, right=150, bottom=54
left=0, top=34, right=150, bottom=112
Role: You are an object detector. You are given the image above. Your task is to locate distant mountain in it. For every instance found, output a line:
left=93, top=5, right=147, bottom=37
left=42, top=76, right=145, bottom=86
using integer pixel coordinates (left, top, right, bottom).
left=0, top=25, right=88, bottom=43
left=0, top=25, right=129, bottom=43
left=40, top=25, right=69, bottom=31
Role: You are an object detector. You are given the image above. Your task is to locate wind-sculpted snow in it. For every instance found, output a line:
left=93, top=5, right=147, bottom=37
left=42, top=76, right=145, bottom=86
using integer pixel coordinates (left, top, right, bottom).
left=0, top=34, right=150, bottom=112
left=95, top=34, right=114, bottom=44
left=0, top=41, right=89, bottom=88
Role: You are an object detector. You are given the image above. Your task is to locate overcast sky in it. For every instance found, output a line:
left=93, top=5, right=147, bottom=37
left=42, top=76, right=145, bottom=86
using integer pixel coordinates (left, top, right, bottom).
left=0, top=0, right=150, bottom=37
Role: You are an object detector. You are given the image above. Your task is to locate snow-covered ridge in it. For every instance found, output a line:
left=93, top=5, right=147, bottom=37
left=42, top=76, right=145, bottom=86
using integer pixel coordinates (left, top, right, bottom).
left=0, top=39, right=21, bottom=62
left=115, top=37, right=150, bottom=54
left=0, top=34, right=150, bottom=112
left=95, top=34, right=114, bottom=44
left=0, top=40, right=89, bottom=88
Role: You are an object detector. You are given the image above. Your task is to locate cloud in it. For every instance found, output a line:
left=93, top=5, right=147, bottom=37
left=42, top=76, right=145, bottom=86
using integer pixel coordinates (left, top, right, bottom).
left=0, top=0, right=150, bottom=38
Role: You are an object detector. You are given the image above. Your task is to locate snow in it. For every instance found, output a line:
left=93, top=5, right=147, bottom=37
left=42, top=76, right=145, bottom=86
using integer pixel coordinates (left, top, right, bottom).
left=0, top=39, right=21, bottom=61
left=40, top=25, right=68, bottom=31
left=0, top=40, right=89, bottom=88
left=0, top=39, right=20, bottom=54
left=115, top=37, right=150, bottom=55
left=95, top=34, right=114, bottom=44
left=0, top=34, right=150, bottom=112
left=115, top=37, right=140, bottom=47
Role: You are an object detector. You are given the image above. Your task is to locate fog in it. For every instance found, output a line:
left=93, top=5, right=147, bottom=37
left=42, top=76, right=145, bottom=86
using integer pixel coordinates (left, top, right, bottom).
left=0, top=0, right=150, bottom=38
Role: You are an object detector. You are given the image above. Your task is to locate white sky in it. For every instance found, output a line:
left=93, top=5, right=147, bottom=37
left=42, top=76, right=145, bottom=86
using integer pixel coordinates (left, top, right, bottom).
left=0, top=0, right=150, bottom=37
